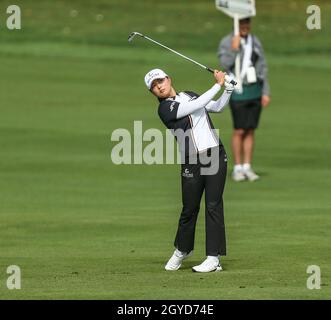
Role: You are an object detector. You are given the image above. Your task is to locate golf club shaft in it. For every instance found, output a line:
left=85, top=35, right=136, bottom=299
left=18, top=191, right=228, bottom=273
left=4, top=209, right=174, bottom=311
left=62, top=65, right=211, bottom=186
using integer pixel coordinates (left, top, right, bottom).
left=134, top=33, right=237, bottom=86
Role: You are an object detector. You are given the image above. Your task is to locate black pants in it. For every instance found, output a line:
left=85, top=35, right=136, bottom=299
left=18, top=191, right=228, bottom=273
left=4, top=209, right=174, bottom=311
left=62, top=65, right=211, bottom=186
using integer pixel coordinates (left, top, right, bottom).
left=174, top=145, right=227, bottom=256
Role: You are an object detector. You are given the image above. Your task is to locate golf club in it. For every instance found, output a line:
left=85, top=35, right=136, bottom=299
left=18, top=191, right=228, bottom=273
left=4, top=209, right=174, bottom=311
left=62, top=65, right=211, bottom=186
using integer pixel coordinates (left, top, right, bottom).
left=128, top=31, right=237, bottom=86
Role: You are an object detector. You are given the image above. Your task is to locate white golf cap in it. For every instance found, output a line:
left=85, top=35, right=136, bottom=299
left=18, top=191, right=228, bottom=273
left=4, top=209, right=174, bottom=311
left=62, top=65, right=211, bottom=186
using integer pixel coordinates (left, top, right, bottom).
left=144, top=68, right=168, bottom=90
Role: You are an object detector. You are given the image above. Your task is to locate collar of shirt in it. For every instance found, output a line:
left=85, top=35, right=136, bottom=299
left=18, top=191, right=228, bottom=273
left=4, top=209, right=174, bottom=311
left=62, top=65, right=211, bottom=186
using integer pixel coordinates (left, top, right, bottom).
left=157, top=92, right=179, bottom=103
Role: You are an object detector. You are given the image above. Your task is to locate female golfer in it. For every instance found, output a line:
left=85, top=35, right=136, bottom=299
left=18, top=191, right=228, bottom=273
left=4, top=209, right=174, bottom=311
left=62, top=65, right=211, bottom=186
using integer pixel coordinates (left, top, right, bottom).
left=144, top=68, right=234, bottom=272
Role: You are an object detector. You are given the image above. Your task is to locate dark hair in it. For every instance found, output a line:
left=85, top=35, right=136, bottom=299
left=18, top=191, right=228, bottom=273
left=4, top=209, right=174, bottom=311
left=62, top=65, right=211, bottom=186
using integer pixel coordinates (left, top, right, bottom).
left=239, top=17, right=251, bottom=24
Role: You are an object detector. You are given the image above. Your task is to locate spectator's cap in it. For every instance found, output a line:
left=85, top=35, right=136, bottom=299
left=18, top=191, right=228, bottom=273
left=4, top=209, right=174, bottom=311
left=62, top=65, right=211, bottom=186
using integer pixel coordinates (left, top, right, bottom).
left=144, top=68, right=168, bottom=90
left=239, top=17, right=251, bottom=23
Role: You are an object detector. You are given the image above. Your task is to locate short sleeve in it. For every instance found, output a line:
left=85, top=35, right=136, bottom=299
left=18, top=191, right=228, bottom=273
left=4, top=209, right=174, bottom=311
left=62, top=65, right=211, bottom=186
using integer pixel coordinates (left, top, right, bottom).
left=157, top=99, right=180, bottom=127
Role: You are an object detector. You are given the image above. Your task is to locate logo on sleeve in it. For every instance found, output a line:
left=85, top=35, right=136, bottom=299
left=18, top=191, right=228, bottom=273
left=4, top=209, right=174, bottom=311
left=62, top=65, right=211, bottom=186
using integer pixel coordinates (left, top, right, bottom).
left=170, top=101, right=176, bottom=112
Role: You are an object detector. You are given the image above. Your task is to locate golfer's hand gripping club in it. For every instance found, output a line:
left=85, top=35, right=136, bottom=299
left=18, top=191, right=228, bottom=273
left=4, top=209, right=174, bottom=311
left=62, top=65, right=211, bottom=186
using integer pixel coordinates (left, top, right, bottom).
left=206, top=67, right=237, bottom=86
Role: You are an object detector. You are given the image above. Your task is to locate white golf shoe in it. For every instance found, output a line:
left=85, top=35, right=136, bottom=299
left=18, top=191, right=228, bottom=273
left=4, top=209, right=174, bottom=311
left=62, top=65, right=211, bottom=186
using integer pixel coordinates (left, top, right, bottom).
left=192, top=256, right=222, bottom=273
left=165, top=249, right=193, bottom=271
left=243, top=168, right=259, bottom=181
left=232, top=170, right=246, bottom=182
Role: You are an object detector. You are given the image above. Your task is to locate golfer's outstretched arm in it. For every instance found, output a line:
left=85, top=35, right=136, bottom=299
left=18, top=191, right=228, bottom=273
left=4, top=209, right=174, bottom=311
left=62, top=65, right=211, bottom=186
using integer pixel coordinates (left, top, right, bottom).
left=176, top=84, right=221, bottom=119
left=205, top=91, right=231, bottom=113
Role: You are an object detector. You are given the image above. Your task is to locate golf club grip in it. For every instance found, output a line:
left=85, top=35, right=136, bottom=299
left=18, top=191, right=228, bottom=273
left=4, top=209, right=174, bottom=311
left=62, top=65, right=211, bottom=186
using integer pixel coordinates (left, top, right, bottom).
left=206, top=67, right=237, bottom=86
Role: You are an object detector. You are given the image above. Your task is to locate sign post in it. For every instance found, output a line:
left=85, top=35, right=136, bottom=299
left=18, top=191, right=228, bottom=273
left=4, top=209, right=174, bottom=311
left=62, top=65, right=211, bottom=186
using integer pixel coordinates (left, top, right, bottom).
left=215, top=0, right=256, bottom=93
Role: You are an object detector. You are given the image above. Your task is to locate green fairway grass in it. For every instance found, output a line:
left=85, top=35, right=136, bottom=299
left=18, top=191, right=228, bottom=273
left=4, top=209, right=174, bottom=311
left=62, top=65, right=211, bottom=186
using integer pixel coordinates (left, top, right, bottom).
left=0, top=0, right=330, bottom=299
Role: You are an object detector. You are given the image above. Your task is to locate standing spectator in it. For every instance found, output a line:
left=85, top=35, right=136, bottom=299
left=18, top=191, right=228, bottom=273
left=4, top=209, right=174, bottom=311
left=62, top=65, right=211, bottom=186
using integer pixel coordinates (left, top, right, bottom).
left=218, top=17, right=271, bottom=181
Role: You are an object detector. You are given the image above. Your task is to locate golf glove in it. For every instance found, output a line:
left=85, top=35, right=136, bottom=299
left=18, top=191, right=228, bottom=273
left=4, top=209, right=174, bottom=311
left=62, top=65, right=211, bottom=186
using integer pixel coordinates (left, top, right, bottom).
left=224, top=81, right=235, bottom=94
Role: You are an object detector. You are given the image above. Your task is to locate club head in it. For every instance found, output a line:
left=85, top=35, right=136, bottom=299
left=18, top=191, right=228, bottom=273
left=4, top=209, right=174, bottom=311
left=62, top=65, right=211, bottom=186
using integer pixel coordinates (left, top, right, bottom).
left=128, top=32, right=143, bottom=42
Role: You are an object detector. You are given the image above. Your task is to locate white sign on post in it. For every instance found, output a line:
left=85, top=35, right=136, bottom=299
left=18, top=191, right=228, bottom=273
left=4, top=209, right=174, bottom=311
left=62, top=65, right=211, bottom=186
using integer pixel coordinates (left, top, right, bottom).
left=215, top=0, right=256, bottom=19
left=216, top=0, right=256, bottom=93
